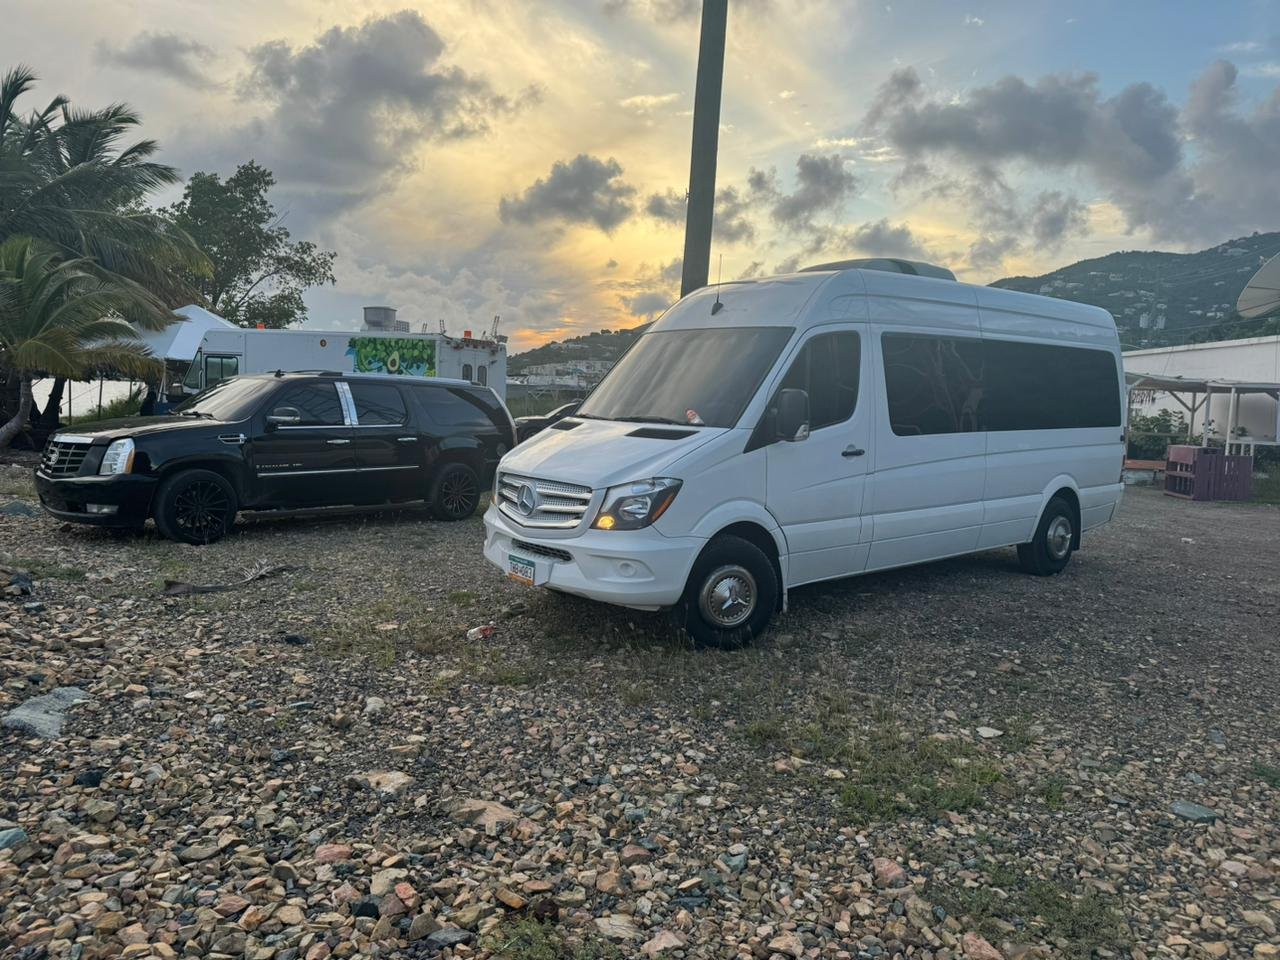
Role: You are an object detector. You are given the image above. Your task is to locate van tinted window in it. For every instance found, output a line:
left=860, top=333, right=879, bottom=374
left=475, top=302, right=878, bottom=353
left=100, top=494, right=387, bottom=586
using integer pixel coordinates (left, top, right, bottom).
left=981, top=340, right=1121, bottom=430
left=350, top=381, right=407, bottom=425
left=274, top=382, right=345, bottom=426
left=882, top=334, right=984, bottom=436
left=419, top=387, right=491, bottom=428
left=882, top=333, right=1121, bottom=436
left=778, top=332, right=860, bottom=430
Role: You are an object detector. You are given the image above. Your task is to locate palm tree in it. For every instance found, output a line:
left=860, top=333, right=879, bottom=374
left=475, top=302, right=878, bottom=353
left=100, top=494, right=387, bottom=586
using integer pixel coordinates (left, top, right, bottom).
left=1, top=65, right=207, bottom=428
left=0, top=236, right=161, bottom=448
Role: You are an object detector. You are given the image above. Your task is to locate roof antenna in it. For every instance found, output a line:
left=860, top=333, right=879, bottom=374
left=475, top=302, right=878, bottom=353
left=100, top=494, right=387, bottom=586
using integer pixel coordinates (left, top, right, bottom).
left=711, top=254, right=724, bottom=315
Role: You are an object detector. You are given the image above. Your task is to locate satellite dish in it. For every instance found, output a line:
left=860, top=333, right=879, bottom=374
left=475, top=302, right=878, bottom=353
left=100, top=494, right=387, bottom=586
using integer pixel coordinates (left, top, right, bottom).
left=1237, top=252, right=1280, bottom=319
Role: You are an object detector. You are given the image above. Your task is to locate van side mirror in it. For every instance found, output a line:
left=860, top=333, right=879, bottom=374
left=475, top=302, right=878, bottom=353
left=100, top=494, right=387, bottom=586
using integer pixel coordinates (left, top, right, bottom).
left=775, top=388, right=810, bottom=441
left=266, top=406, right=302, bottom=428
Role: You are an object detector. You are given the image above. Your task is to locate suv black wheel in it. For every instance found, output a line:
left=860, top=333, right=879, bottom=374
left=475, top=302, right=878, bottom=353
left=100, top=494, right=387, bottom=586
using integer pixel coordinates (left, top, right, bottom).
left=153, top=469, right=238, bottom=545
left=1017, top=496, right=1075, bottom=576
left=429, top=462, right=481, bottom=520
left=677, top=534, right=778, bottom=649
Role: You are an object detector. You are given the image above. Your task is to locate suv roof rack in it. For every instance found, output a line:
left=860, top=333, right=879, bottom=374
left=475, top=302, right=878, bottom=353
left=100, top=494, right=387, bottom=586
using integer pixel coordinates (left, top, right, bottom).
left=800, top=257, right=956, bottom=281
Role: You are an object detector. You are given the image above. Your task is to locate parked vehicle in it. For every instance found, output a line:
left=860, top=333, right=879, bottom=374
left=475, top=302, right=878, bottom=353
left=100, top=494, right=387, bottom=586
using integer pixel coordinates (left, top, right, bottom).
left=484, top=259, right=1126, bottom=647
left=515, top=400, right=581, bottom=443
left=34, top=372, right=515, bottom=543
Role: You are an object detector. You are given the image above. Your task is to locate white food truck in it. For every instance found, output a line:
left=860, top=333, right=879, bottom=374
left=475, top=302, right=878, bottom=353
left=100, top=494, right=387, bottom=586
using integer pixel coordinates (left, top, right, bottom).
left=142, top=306, right=508, bottom=402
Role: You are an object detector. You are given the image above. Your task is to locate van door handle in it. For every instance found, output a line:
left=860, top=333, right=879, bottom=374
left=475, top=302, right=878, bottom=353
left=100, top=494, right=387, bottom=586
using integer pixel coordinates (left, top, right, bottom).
left=326, top=438, right=351, bottom=445
left=842, top=446, right=865, bottom=458
left=396, top=436, right=416, bottom=443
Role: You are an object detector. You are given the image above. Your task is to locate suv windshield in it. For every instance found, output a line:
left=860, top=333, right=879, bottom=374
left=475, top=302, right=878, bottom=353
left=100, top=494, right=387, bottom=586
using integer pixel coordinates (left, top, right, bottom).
left=576, top=326, right=794, bottom=428
left=173, top=377, right=270, bottom=421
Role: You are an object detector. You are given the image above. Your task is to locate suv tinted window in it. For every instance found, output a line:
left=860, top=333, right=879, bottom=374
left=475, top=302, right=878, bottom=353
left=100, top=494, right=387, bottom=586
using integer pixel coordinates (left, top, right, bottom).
left=274, top=382, right=345, bottom=426
left=350, top=381, right=407, bottom=425
left=882, top=333, right=984, bottom=436
left=778, top=331, right=860, bottom=430
left=419, top=387, right=492, bottom=429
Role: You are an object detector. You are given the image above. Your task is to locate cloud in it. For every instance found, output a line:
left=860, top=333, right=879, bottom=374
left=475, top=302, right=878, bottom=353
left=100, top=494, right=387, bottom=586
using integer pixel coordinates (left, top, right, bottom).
left=95, top=31, right=217, bottom=88
left=619, top=92, right=681, bottom=114
left=863, top=63, right=1263, bottom=242
left=1027, top=190, right=1087, bottom=247
left=604, top=0, right=775, bottom=20
left=768, top=153, right=858, bottom=230
left=844, top=219, right=930, bottom=259
left=230, top=11, right=529, bottom=221
left=963, top=14, right=985, bottom=27
left=645, top=184, right=757, bottom=244
left=499, top=154, right=637, bottom=231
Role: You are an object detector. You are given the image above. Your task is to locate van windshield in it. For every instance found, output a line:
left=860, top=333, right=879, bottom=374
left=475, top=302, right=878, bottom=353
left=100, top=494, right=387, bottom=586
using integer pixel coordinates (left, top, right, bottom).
left=172, top=377, right=269, bottom=421
left=576, top=326, right=794, bottom=428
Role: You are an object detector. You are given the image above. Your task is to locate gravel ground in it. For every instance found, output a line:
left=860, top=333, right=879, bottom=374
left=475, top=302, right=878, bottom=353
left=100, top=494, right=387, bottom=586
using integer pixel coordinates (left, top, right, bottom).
left=2, top=470, right=1279, bottom=960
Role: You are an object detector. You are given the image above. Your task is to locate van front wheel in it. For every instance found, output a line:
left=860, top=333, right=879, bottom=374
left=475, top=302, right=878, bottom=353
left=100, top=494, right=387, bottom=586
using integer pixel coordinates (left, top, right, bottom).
left=1017, top=496, right=1075, bottom=576
left=678, top=535, right=778, bottom=649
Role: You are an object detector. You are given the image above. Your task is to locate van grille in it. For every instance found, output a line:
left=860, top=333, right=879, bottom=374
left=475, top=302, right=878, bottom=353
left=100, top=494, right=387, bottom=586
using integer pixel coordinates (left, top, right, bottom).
left=40, top=439, right=93, bottom=478
left=513, top=539, right=573, bottom=563
left=498, top=473, right=593, bottom=529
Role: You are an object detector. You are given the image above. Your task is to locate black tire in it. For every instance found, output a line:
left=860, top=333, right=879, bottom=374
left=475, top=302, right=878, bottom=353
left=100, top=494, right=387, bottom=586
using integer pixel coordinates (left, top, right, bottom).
left=429, top=462, right=481, bottom=521
left=1017, top=496, right=1075, bottom=576
left=153, top=469, right=238, bottom=545
left=676, top=534, right=779, bottom=649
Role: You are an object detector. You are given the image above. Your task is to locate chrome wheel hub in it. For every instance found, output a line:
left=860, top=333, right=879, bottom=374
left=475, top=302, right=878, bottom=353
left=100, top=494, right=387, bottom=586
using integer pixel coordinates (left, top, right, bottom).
left=698, top=564, right=757, bottom=629
left=1046, top=515, right=1072, bottom=560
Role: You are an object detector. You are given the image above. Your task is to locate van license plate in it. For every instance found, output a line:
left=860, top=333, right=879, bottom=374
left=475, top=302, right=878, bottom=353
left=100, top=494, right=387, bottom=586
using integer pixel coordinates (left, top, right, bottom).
left=507, top=554, right=536, bottom=586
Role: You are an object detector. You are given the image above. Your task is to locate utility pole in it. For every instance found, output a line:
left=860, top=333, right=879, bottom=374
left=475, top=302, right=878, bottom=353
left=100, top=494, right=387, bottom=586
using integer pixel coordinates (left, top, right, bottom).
left=680, top=0, right=729, bottom=298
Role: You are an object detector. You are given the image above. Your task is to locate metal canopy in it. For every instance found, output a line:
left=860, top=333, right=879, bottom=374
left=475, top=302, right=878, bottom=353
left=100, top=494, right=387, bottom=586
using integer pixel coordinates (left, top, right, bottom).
left=1126, top=370, right=1280, bottom=451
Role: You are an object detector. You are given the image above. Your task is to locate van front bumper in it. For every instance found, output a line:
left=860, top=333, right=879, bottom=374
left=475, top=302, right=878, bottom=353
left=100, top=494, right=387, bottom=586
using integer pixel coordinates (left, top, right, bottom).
left=483, top=504, right=704, bottom=610
left=33, top=470, right=156, bottom=526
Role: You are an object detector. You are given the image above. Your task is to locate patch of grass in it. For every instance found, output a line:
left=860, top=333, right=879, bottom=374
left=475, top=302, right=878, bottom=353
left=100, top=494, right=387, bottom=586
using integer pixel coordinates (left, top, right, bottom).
left=621, top=681, right=654, bottom=707
left=1252, top=761, right=1280, bottom=788
left=932, top=864, right=1129, bottom=960
left=742, top=714, right=786, bottom=747
left=1037, top=775, right=1068, bottom=809
left=323, top=592, right=457, bottom=665
left=0, top=474, right=35, bottom=499
left=447, top=588, right=478, bottom=606
left=2, top=555, right=86, bottom=582
left=838, top=722, right=1002, bottom=825
left=64, top=389, right=142, bottom=425
left=484, top=919, right=621, bottom=960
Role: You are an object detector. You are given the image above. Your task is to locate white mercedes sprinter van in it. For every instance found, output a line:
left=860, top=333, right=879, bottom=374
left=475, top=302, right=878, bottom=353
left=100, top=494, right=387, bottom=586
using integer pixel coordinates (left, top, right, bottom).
left=483, top=259, right=1125, bottom=646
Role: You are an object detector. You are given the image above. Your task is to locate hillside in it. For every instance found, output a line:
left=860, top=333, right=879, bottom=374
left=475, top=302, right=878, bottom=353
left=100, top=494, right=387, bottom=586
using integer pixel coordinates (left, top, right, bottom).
left=991, top=231, right=1280, bottom=347
left=509, top=324, right=648, bottom=373
left=511, top=233, right=1280, bottom=365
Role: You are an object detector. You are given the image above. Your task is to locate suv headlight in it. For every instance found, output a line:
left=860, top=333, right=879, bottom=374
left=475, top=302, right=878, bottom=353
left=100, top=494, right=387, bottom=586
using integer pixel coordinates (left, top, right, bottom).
left=99, top=438, right=135, bottom=476
left=593, top=477, right=681, bottom=531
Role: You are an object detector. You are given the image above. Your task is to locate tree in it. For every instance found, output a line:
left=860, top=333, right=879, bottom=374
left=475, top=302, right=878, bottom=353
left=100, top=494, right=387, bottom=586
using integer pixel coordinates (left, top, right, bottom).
left=0, top=237, right=161, bottom=447
left=1, top=65, right=207, bottom=429
left=165, top=161, right=336, bottom=329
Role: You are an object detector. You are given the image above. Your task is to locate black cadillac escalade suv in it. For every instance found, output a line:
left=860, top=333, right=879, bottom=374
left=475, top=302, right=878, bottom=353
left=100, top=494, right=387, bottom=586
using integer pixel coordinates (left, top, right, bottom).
left=33, top=372, right=516, bottom=544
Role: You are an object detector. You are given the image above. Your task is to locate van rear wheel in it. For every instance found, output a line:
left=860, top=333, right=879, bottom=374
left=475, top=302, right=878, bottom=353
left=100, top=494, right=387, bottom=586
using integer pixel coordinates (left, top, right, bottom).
left=678, top=535, right=778, bottom=649
left=1017, top=496, right=1075, bottom=576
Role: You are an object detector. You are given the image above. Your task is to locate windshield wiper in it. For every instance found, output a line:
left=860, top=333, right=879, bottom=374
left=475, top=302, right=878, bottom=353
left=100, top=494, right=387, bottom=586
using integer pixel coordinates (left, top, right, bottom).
left=177, top=410, right=214, bottom=419
left=609, top=415, right=691, bottom=426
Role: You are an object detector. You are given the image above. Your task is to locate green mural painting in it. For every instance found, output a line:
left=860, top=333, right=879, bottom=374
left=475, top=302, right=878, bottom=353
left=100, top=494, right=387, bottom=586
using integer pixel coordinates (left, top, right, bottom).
left=347, top=337, right=436, bottom=376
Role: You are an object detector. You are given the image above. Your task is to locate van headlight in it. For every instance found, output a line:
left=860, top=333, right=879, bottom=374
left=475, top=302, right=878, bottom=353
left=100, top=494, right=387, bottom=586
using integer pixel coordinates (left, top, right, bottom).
left=593, top=478, right=681, bottom=531
left=99, top=438, right=135, bottom=475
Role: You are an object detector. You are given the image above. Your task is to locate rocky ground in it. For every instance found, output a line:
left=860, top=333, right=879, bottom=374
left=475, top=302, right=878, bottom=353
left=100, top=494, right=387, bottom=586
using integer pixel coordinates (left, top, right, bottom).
left=2, top=468, right=1278, bottom=960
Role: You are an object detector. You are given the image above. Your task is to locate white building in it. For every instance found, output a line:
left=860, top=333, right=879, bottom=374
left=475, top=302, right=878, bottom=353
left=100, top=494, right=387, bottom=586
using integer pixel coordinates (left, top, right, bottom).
left=1124, top=335, right=1280, bottom=442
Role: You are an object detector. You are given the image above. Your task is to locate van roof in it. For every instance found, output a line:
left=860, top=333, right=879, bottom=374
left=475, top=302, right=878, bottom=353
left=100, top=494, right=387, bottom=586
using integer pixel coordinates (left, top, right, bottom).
left=653, top=264, right=1116, bottom=335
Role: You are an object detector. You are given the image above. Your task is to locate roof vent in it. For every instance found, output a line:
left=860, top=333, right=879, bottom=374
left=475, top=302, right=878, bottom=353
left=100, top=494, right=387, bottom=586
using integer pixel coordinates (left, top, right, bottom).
left=800, top=258, right=956, bottom=281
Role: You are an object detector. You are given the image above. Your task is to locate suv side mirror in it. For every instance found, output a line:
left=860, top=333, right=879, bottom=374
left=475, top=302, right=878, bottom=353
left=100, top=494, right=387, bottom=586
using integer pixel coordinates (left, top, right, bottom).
left=775, top=388, right=810, bottom=442
left=266, top=406, right=302, bottom=428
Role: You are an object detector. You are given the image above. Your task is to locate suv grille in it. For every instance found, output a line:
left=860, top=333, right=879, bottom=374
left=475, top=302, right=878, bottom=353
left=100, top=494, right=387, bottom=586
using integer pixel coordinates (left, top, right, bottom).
left=498, top=473, right=593, bottom=529
left=41, top=439, right=93, bottom=478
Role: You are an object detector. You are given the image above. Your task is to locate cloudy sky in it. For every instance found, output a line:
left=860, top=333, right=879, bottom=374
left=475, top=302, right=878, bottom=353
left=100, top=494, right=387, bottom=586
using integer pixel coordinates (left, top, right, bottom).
left=4, top=0, right=1280, bottom=349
